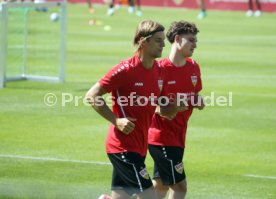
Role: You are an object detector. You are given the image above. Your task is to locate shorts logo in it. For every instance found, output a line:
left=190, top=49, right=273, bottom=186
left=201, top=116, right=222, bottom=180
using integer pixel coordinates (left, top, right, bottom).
left=139, top=168, right=150, bottom=179
left=191, top=75, right=197, bottom=87
left=174, top=162, right=184, bottom=174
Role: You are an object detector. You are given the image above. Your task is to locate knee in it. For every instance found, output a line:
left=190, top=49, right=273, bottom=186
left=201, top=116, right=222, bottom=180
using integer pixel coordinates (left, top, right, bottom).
left=157, top=190, right=168, bottom=199
left=170, top=180, right=187, bottom=194
left=152, top=179, right=169, bottom=199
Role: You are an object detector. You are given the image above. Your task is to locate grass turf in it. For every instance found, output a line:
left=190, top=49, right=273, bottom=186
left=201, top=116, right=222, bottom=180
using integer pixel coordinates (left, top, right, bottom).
left=0, top=3, right=276, bottom=199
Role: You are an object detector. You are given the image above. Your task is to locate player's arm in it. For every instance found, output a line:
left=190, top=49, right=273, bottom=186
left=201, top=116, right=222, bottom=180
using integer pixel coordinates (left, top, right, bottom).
left=157, top=98, right=188, bottom=120
left=85, top=82, right=135, bottom=135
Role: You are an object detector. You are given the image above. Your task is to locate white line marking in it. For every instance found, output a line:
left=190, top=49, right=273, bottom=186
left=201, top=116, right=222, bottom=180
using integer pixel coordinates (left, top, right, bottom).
left=243, top=174, right=276, bottom=180
left=204, top=75, right=276, bottom=79
left=0, top=154, right=111, bottom=165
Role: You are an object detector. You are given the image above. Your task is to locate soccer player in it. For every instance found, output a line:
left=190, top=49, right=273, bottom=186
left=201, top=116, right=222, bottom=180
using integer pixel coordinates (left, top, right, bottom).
left=246, top=0, right=262, bottom=17
left=106, top=0, right=142, bottom=16
left=197, top=0, right=207, bottom=19
left=128, top=0, right=142, bottom=16
left=86, top=20, right=165, bottom=199
left=148, top=21, right=205, bottom=199
left=106, top=0, right=118, bottom=16
left=86, top=0, right=95, bottom=14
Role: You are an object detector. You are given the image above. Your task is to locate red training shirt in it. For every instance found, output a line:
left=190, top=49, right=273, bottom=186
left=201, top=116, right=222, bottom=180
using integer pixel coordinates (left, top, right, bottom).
left=99, top=56, right=161, bottom=156
left=148, top=57, right=202, bottom=148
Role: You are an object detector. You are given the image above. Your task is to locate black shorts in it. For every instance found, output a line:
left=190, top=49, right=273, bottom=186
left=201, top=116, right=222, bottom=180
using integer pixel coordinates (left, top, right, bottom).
left=107, top=152, right=153, bottom=196
left=148, top=144, right=186, bottom=185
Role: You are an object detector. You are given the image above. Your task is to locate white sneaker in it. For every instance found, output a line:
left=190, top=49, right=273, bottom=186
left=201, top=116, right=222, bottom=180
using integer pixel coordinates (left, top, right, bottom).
left=128, top=6, right=135, bottom=14
left=254, top=10, right=262, bottom=17
left=197, top=11, right=207, bottom=19
left=107, top=8, right=115, bottom=16
left=98, top=194, right=111, bottom=199
left=136, top=10, right=142, bottom=17
left=98, top=195, right=105, bottom=199
left=246, top=10, right=253, bottom=17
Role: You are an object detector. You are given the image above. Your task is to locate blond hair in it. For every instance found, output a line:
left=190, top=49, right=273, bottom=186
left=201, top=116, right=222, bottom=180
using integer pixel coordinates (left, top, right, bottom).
left=133, top=20, right=164, bottom=54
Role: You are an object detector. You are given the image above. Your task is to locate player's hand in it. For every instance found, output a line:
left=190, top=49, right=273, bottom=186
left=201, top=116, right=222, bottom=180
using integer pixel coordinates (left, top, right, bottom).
left=156, top=106, right=175, bottom=120
left=162, top=114, right=176, bottom=120
left=115, top=117, right=137, bottom=135
left=174, top=99, right=188, bottom=113
left=165, top=101, right=187, bottom=120
left=157, top=99, right=188, bottom=120
left=193, top=95, right=205, bottom=110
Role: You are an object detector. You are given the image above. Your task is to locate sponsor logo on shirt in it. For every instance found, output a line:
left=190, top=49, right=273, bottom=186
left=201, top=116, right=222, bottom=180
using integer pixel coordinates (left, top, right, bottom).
left=139, top=168, right=150, bottom=179
left=168, top=80, right=176, bottom=85
left=134, top=82, right=144, bottom=87
left=191, top=75, right=197, bottom=87
left=174, top=162, right=184, bottom=174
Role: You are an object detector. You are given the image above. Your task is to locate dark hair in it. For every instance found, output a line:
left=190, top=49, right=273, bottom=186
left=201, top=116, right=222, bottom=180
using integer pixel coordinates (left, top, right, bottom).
left=166, top=21, right=199, bottom=43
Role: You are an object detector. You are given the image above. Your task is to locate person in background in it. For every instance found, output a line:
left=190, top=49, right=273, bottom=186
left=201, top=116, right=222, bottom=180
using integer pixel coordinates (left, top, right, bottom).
left=128, top=0, right=142, bottom=16
left=106, top=0, right=142, bottom=16
left=86, top=0, right=95, bottom=13
left=197, top=0, right=207, bottom=19
left=246, top=0, right=262, bottom=17
left=106, top=0, right=119, bottom=16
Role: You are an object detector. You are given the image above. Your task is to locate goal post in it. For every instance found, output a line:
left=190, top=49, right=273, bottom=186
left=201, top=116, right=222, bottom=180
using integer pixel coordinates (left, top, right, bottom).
left=0, top=1, right=67, bottom=88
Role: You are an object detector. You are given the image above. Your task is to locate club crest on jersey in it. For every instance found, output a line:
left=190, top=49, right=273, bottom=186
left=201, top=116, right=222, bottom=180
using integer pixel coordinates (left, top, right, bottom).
left=139, top=168, right=150, bottom=179
left=174, top=162, right=184, bottom=174
left=191, top=75, right=197, bottom=87
left=158, top=80, right=164, bottom=91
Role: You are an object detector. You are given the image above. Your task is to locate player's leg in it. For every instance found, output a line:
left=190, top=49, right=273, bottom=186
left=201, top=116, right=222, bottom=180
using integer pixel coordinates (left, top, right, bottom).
left=246, top=0, right=254, bottom=16
left=197, top=0, right=207, bottom=19
left=86, top=0, right=95, bottom=13
left=152, top=178, right=169, bottom=199
left=111, top=189, right=130, bottom=199
left=149, top=145, right=186, bottom=199
left=108, top=152, right=154, bottom=199
left=134, top=0, right=142, bottom=16
left=248, top=0, right=253, bottom=10
left=128, top=0, right=135, bottom=14
left=107, top=0, right=116, bottom=16
left=255, top=0, right=261, bottom=10
left=168, top=179, right=187, bottom=199
left=254, top=0, right=262, bottom=16
left=150, top=162, right=169, bottom=198
left=136, top=186, right=156, bottom=199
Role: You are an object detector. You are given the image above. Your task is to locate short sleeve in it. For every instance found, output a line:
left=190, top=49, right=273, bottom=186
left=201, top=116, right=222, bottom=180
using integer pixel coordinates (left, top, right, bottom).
left=194, top=62, right=202, bottom=93
left=99, top=63, right=127, bottom=93
left=158, top=60, right=168, bottom=96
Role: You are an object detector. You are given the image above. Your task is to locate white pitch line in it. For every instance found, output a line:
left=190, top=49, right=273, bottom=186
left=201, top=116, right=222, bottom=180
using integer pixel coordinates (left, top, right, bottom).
left=204, top=74, right=276, bottom=79
left=0, top=154, right=111, bottom=165
left=243, top=174, right=276, bottom=180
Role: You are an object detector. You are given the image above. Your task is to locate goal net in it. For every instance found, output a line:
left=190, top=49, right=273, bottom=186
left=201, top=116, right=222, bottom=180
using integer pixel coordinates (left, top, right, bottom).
left=0, top=0, right=66, bottom=88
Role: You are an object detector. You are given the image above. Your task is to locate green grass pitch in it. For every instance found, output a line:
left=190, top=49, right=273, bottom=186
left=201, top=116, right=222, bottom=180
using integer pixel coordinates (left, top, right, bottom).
left=0, top=3, right=275, bottom=199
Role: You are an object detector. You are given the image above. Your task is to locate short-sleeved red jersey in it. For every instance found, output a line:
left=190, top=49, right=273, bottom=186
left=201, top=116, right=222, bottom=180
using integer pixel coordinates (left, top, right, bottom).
left=99, top=56, right=161, bottom=156
left=148, top=57, right=202, bottom=148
